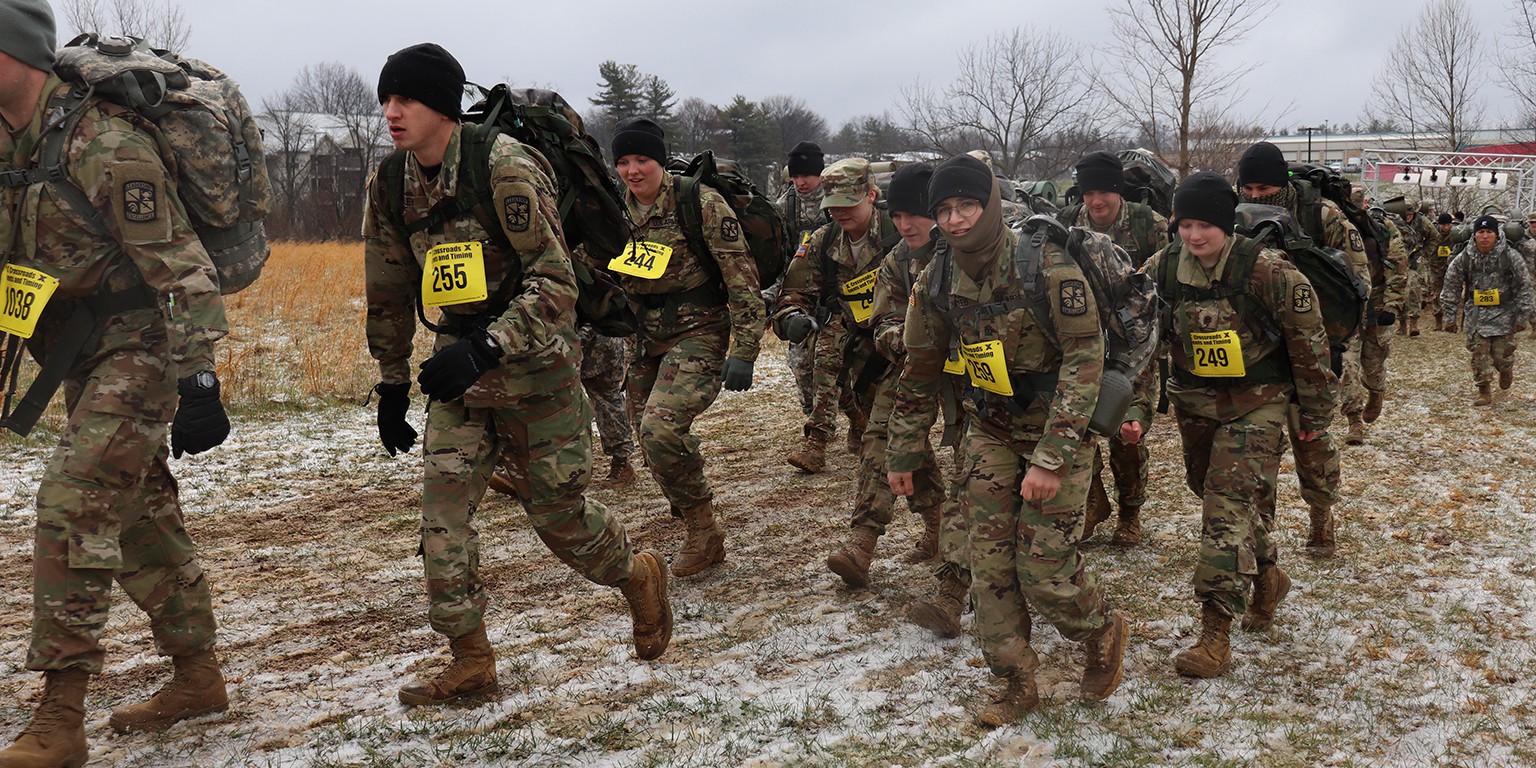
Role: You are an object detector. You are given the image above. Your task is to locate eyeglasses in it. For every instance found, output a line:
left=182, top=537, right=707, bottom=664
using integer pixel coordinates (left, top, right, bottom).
left=934, top=200, right=982, bottom=222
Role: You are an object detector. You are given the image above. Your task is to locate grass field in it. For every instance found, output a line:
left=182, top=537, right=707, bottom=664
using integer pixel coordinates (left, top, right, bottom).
left=1, top=242, right=1535, bottom=766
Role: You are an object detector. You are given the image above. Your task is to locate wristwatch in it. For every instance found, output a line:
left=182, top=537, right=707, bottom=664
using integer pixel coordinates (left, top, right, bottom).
left=188, top=370, right=218, bottom=391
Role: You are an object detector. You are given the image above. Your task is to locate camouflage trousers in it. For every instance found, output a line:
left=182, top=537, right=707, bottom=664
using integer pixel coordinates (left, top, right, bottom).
left=30, top=382, right=215, bottom=673
left=1428, top=260, right=1450, bottom=323
left=1282, top=397, right=1341, bottom=514
left=803, top=317, right=866, bottom=440
left=853, top=369, right=944, bottom=534
left=629, top=331, right=725, bottom=510
left=1467, top=333, right=1519, bottom=388
left=788, top=337, right=814, bottom=416
left=580, top=329, right=635, bottom=459
left=934, top=423, right=973, bottom=589
left=1342, top=324, right=1390, bottom=414
left=421, top=388, right=634, bottom=639
left=1404, top=268, right=1423, bottom=319
left=965, top=426, right=1110, bottom=676
left=1088, top=429, right=1150, bottom=513
left=1173, top=401, right=1287, bottom=619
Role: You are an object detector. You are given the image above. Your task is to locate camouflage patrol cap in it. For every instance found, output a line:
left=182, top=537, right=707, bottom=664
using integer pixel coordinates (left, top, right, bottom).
left=820, top=158, right=875, bottom=209
left=1527, top=209, right=1536, bottom=222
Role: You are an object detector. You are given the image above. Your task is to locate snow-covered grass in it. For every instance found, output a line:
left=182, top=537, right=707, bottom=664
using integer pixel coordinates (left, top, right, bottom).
left=2, top=282, right=1535, bottom=765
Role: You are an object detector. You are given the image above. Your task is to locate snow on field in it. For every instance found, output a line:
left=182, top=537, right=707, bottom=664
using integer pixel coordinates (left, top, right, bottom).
left=2, top=332, right=1535, bottom=767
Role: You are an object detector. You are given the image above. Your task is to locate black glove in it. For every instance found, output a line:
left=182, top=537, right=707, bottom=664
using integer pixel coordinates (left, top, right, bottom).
left=171, top=372, right=230, bottom=459
left=721, top=357, right=754, bottom=391
left=1329, top=345, right=1344, bottom=376
left=417, top=330, right=502, bottom=402
left=375, top=382, right=416, bottom=457
left=1377, top=311, right=1397, bottom=326
left=781, top=312, right=817, bottom=344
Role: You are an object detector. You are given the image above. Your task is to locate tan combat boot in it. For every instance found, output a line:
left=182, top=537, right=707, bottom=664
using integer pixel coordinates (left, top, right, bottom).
left=1305, top=506, right=1336, bottom=559
left=108, top=650, right=228, bottom=733
left=1110, top=506, right=1143, bottom=547
left=1241, top=566, right=1291, bottom=631
left=1396, top=316, right=1408, bottom=336
left=1432, top=312, right=1443, bottom=331
left=0, top=670, right=89, bottom=768
left=845, top=409, right=867, bottom=454
left=620, top=550, right=673, bottom=660
left=1344, top=412, right=1366, bottom=445
left=603, top=455, right=636, bottom=487
left=398, top=627, right=497, bottom=705
left=1500, top=368, right=1514, bottom=391
left=1363, top=390, right=1385, bottom=423
left=1475, top=384, right=1493, bottom=407
left=907, top=571, right=968, bottom=638
left=975, top=671, right=1039, bottom=727
left=786, top=434, right=828, bottom=474
left=1174, top=604, right=1233, bottom=678
left=827, top=526, right=880, bottom=588
left=1081, top=612, right=1128, bottom=701
left=902, top=506, right=941, bottom=563
left=673, top=501, right=726, bottom=577
left=1409, top=316, right=1421, bottom=336
left=1082, top=475, right=1113, bottom=542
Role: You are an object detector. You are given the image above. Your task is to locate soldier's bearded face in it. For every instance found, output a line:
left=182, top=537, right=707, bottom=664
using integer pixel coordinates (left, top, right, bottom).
left=791, top=175, right=821, bottom=195
left=616, top=154, right=666, bottom=203
left=1474, top=229, right=1497, bottom=252
left=1082, top=190, right=1122, bottom=227
left=1178, top=219, right=1226, bottom=261
left=891, top=211, right=935, bottom=250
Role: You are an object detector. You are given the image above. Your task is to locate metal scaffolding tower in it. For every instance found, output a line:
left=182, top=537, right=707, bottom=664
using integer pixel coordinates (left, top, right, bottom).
left=1363, top=147, right=1536, bottom=216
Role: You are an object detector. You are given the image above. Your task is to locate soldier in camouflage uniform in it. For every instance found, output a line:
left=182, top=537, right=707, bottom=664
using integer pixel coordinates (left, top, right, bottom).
left=1058, top=151, right=1169, bottom=547
left=776, top=159, right=900, bottom=476
left=1341, top=199, right=1410, bottom=444
left=786, top=161, right=946, bottom=587
left=1440, top=215, right=1536, bottom=405
left=1520, top=212, right=1536, bottom=340
left=1236, top=142, right=1362, bottom=558
left=1146, top=172, right=1337, bottom=678
left=0, top=3, right=236, bottom=762
left=364, top=45, right=672, bottom=707
left=1394, top=201, right=1436, bottom=337
left=609, top=116, right=764, bottom=576
left=887, top=155, right=1127, bottom=726
left=770, top=141, right=830, bottom=417
left=579, top=325, right=636, bottom=486
left=1429, top=213, right=1456, bottom=330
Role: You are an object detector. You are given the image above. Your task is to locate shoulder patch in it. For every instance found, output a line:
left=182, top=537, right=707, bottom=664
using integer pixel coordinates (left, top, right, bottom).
left=503, top=195, right=531, bottom=232
left=1348, top=229, right=1364, bottom=252
left=721, top=217, right=741, bottom=243
left=1292, top=283, right=1314, bottom=314
left=1060, top=279, right=1088, bottom=316
left=122, top=180, right=157, bottom=223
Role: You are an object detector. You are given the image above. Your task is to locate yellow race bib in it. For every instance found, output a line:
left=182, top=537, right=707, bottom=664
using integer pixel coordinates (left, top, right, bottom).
left=960, top=339, right=1014, bottom=396
left=0, top=264, right=60, bottom=339
left=1189, top=330, right=1246, bottom=377
left=841, top=268, right=879, bottom=324
left=421, top=241, right=488, bottom=308
left=609, top=241, right=673, bottom=279
left=1437, top=245, right=1452, bottom=258
left=943, top=348, right=965, bottom=375
left=1474, top=288, right=1501, bottom=306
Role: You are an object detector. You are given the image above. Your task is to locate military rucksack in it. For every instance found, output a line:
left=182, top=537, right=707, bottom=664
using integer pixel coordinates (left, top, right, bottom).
left=670, top=151, right=788, bottom=292
left=1062, top=148, right=1176, bottom=218
left=0, top=34, right=275, bottom=294
left=1288, top=163, right=1390, bottom=288
left=1233, top=203, right=1369, bottom=350
left=378, top=84, right=635, bottom=337
left=927, top=216, right=1160, bottom=435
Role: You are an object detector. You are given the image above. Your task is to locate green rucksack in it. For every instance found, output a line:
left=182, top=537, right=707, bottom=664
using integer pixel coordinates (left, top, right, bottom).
left=1234, top=203, right=1369, bottom=350
left=1288, top=162, right=1390, bottom=289
left=378, top=85, right=634, bottom=337
left=670, top=151, right=788, bottom=291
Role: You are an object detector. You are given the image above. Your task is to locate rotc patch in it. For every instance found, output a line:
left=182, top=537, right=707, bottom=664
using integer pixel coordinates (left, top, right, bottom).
left=1060, top=279, right=1088, bottom=316
left=720, top=217, right=741, bottom=242
left=503, top=195, right=531, bottom=232
left=1292, top=283, right=1314, bottom=313
left=122, top=180, right=157, bottom=223
left=1348, top=229, right=1364, bottom=252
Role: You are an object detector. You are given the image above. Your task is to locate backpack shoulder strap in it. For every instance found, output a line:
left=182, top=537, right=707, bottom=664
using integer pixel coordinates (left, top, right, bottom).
left=380, top=149, right=408, bottom=234
left=0, top=88, right=108, bottom=239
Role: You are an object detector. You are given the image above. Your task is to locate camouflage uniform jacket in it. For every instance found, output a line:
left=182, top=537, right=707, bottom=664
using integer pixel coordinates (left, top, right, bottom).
left=871, top=238, right=934, bottom=363
left=1397, top=212, right=1433, bottom=268
left=1064, top=200, right=1170, bottom=267
left=363, top=125, right=582, bottom=407
left=1371, top=213, right=1410, bottom=315
left=1440, top=240, right=1536, bottom=338
left=0, top=74, right=227, bottom=416
left=776, top=184, right=829, bottom=258
left=776, top=209, right=897, bottom=332
left=1517, top=236, right=1536, bottom=279
left=1144, top=236, right=1337, bottom=433
left=889, top=228, right=1103, bottom=475
left=622, top=177, right=764, bottom=362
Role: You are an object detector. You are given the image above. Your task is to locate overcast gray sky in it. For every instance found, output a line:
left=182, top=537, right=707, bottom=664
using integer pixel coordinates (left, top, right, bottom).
left=105, top=0, right=1525, bottom=133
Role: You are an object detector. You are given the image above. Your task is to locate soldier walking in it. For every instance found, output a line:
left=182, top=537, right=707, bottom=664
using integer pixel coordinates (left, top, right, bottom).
left=1440, top=215, right=1535, bottom=405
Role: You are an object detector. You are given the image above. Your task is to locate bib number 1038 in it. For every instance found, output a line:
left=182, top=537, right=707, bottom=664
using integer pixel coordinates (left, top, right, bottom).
left=0, top=264, right=60, bottom=339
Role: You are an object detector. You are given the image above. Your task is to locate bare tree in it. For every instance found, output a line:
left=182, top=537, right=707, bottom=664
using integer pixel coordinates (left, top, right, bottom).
left=1107, top=0, right=1275, bottom=177
left=62, top=0, right=191, bottom=50
left=898, top=26, right=1109, bottom=178
left=1501, top=0, right=1536, bottom=134
left=258, top=91, right=315, bottom=239
left=1365, top=0, right=1486, bottom=151
left=672, top=97, right=720, bottom=158
left=288, top=62, right=388, bottom=239
left=760, top=94, right=829, bottom=155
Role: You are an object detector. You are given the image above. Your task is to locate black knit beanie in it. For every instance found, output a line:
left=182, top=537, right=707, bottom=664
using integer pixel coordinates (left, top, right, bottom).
left=787, top=141, right=825, bottom=176
left=1236, top=141, right=1289, bottom=189
left=886, top=163, right=934, bottom=217
left=1473, top=215, right=1500, bottom=233
left=927, top=155, right=993, bottom=217
left=1437, top=213, right=1454, bottom=225
left=377, top=43, right=465, bottom=119
left=611, top=117, right=668, bottom=165
left=1173, top=171, right=1239, bottom=234
left=0, top=0, right=55, bottom=72
left=1075, top=150, right=1124, bottom=195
